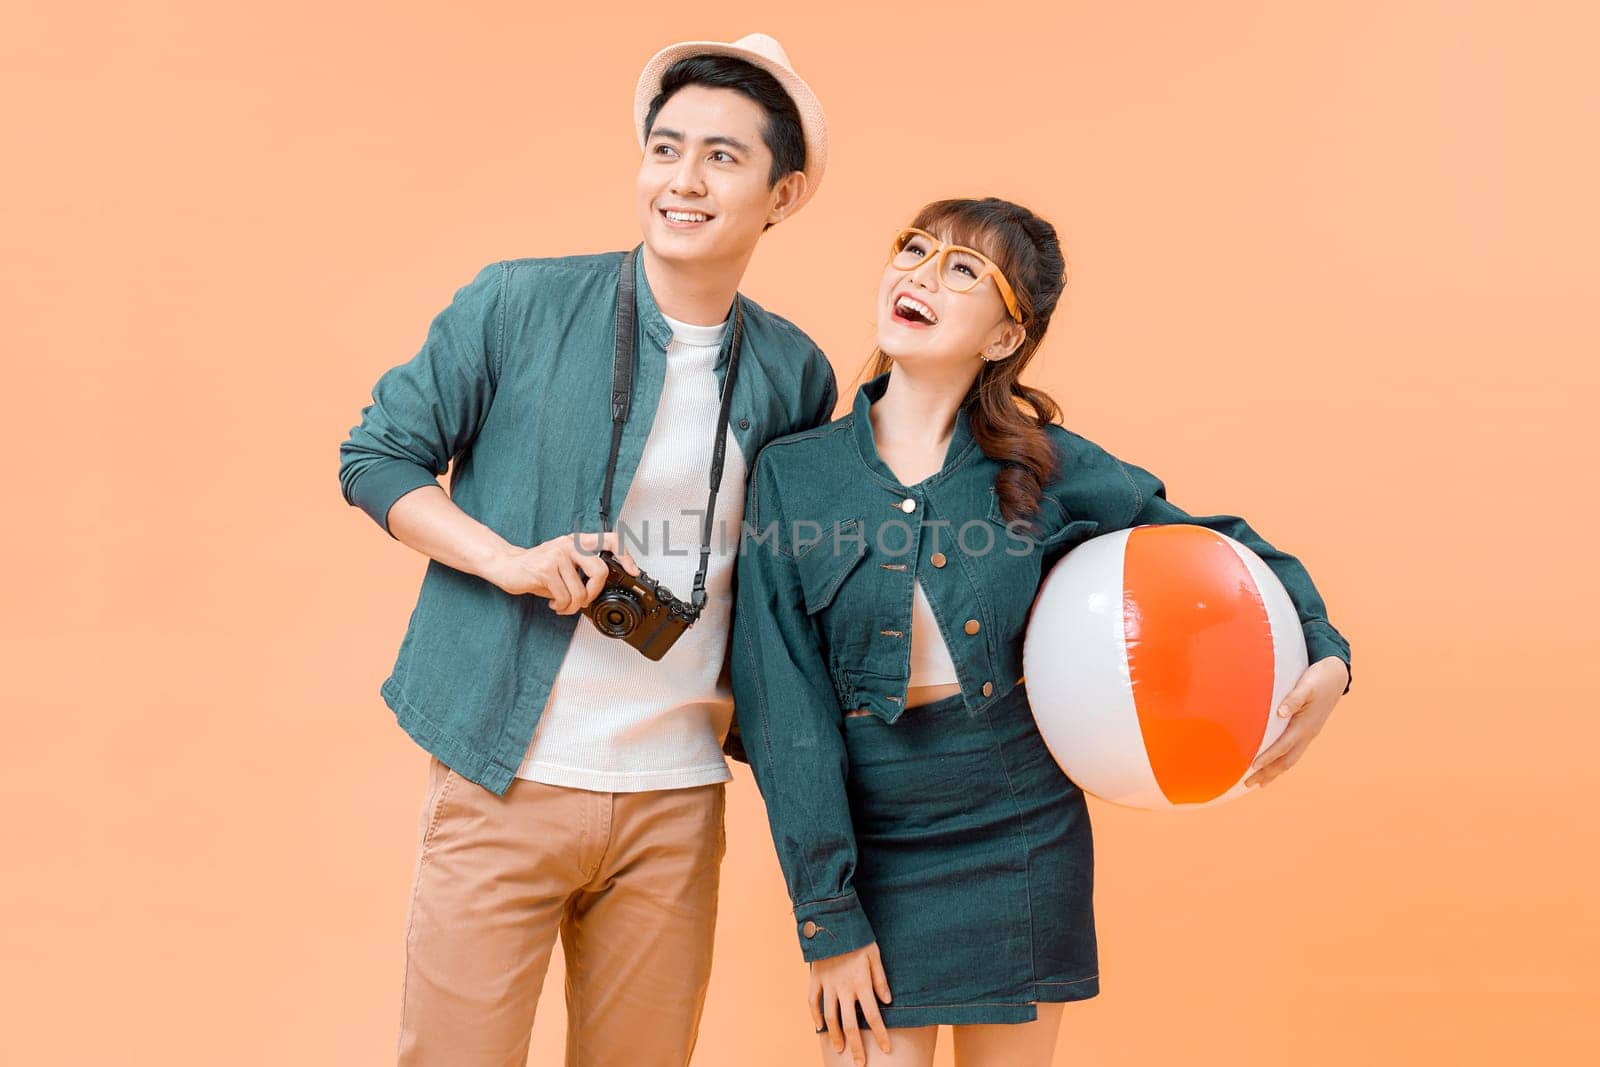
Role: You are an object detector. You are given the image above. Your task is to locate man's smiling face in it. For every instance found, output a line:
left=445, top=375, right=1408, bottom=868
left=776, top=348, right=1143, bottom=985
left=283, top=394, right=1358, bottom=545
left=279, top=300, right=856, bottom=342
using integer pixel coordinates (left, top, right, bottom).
left=636, top=85, right=786, bottom=267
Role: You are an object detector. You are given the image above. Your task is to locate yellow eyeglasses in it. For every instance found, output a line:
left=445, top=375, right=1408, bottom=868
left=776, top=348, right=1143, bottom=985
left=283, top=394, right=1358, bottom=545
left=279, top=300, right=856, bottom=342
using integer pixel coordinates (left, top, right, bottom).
left=887, top=227, right=1022, bottom=324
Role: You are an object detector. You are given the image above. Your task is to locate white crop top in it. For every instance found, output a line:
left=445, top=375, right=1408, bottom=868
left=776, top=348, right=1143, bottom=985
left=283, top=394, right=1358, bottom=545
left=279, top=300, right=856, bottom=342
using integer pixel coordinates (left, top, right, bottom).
left=908, top=579, right=959, bottom=685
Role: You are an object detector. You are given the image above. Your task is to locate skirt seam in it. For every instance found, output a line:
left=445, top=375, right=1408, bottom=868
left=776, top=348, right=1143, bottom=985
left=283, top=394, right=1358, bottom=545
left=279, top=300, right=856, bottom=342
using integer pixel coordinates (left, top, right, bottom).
left=883, top=999, right=1039, bottom=1010
left=1037, top=974, right=1099, bottom=986
left=981, top=700, right=1041, bottom=990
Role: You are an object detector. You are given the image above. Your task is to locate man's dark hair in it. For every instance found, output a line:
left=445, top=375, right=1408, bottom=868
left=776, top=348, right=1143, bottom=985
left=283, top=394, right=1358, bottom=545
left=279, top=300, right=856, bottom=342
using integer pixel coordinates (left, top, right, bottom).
left=643, top=55, right=807, bottom=189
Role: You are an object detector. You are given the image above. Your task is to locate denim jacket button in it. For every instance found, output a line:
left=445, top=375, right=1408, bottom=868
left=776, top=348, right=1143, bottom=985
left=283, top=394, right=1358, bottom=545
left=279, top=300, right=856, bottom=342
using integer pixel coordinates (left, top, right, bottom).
left=964, top=619, right=981, bottom=635
left=802, top=920, right=819, bottom=938
left=738, top=417, right=750, bottom=430
left=931, top=552, right=947, bottom=568
left=982, top=681, right=994, bottom=697
left=899, top=497, right=917, bottom=513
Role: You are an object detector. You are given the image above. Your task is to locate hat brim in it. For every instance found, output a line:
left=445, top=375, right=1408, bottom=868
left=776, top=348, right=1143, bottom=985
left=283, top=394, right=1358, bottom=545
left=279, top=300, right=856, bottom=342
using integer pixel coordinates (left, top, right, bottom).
left=633, top=40, right=828, bottom=212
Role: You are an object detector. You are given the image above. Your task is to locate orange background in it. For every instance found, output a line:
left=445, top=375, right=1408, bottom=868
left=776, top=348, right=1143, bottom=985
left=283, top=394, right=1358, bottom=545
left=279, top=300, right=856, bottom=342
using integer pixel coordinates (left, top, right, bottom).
left=4, top=2, right=1597, bottom=1063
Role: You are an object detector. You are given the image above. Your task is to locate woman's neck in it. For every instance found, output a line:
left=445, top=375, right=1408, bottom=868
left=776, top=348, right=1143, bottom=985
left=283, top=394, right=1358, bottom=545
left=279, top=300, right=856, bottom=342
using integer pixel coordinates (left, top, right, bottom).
left=870, top=365, right=976, bottom=452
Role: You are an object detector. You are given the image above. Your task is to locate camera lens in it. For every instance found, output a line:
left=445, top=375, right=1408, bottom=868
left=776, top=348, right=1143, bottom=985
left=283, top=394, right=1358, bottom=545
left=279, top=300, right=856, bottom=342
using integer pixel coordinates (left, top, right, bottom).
left=591, top=589, right=643, bottom=637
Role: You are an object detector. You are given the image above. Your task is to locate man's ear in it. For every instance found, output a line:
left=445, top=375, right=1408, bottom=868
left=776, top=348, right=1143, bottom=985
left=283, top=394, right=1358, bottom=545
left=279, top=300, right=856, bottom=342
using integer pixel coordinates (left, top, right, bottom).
left=766, top=171, right=807, bottom=226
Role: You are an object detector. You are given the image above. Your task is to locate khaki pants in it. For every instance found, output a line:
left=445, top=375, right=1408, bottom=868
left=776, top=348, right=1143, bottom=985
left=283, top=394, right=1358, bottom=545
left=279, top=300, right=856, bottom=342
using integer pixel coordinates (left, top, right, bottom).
left=397, top=756, right=726, bottom=1067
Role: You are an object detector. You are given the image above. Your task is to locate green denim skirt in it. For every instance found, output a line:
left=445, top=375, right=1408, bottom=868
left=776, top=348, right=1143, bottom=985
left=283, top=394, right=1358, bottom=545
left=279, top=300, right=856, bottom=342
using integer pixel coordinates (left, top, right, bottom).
left=842, top=680, right=1099, bottom=1027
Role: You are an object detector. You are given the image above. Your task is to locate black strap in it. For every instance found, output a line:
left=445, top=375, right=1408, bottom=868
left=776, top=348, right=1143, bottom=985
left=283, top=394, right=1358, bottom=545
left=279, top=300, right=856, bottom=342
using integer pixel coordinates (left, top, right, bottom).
left=601, top=247, right=744, bottom=619
left=599, top=250, right=637, bottom=532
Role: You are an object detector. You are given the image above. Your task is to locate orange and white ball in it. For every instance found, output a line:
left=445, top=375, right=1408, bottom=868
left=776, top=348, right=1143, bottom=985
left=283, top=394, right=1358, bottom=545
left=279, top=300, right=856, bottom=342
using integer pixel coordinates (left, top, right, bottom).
left=1022, top=524, right=1309, bottom=810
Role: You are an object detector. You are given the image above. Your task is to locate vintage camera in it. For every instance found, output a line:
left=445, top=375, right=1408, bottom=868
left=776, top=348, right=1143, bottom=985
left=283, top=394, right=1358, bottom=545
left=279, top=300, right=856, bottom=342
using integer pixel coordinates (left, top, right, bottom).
left=581, top=550, right=698, bottom=661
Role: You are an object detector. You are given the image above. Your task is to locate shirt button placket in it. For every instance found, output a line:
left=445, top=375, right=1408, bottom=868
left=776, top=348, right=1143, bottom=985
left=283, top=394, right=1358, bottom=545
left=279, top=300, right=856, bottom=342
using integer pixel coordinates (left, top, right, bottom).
left=886, top=493, right=922, bottom=675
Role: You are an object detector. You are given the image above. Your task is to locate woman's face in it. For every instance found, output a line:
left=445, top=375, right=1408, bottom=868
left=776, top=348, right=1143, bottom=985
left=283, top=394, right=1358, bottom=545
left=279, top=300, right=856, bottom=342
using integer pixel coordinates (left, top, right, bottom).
left=875, top=226, right=1025, bottom=370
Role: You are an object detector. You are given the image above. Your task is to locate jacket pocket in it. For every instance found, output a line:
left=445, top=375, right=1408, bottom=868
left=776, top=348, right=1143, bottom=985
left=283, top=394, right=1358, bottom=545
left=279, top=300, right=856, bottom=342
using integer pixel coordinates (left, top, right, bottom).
left=794, top=518, right=868, bottom=615
left=839, top=668, right=906, bottom=726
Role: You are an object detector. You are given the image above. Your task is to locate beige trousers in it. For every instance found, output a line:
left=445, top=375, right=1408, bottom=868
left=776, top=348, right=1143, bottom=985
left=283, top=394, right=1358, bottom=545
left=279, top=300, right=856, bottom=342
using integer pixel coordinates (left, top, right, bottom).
left=396, top=756, right=727, bottom=1067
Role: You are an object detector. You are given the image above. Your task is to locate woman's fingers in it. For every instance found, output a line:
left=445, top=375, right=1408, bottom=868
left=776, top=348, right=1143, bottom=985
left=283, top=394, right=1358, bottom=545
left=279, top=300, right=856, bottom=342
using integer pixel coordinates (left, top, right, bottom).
left=1249, top=743, right=1307, bottom=788
left=867, top=944, right=892, bottom=1004
left=839, top=994, right=866, bottom=1067
left=822, top=989, right=843, bottom=1054
left=1276, top=678, right=1313, bottom=720
left=811, top=947, right=890, bottom=1061
left=858, top=992, right=892, bottom=1055
left=1247, top=730, right=1309, bottom=788
left=808, top=976, right=825, bottom=1032
left=1248, top=718, right=1303, bottom=777
left=1247, top=661, right=1347, bottom=789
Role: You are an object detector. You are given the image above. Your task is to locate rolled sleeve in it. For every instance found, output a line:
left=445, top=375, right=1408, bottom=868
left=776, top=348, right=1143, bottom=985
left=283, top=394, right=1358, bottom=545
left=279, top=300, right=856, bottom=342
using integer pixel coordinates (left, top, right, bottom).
left=338, top=261, right=507, bottom=537
left=1120, top=459, right=1353, bottom=694
left=732, top=454, right=876, bottom=961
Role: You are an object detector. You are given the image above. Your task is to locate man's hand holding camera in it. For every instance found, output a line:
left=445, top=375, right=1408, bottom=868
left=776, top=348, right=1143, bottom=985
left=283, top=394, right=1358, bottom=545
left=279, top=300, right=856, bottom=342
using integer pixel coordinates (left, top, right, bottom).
left=486, top=532, right=640, bottom=615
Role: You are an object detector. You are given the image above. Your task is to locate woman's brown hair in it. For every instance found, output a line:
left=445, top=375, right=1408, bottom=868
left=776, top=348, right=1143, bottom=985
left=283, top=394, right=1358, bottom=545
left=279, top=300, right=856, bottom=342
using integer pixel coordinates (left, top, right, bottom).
left=858, top=197, right=1069, bottom=526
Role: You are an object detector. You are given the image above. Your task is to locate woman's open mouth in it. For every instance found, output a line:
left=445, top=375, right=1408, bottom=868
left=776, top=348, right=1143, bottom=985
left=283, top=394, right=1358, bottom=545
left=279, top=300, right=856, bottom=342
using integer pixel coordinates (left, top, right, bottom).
left=892, top=294, right=939, bottom=327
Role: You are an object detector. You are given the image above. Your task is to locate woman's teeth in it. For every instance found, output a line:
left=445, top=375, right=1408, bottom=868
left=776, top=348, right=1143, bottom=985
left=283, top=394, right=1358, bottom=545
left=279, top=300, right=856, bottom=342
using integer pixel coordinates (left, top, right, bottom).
left=895, top=295, right=938, bottom=325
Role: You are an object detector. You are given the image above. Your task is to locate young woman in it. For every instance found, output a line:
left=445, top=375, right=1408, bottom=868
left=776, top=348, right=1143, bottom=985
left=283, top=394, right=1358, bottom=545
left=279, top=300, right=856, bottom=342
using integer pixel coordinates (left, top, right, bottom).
left=730, top=197, right=1352, bottom=1067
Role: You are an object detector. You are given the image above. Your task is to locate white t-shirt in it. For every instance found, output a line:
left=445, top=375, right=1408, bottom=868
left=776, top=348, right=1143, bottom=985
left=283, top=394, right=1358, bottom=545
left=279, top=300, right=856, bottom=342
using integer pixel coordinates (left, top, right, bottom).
left=516, top=312, right=747, bottom=792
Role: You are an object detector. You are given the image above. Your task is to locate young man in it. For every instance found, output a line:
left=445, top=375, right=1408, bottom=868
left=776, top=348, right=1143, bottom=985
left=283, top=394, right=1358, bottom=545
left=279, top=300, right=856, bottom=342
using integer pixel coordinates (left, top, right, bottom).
left=337, top=35, right=835, bottom=1067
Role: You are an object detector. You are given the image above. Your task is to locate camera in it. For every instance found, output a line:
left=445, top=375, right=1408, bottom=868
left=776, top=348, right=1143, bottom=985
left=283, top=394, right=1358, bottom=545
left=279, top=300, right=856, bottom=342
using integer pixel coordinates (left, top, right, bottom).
left=581, top=550, right=697, bottom=661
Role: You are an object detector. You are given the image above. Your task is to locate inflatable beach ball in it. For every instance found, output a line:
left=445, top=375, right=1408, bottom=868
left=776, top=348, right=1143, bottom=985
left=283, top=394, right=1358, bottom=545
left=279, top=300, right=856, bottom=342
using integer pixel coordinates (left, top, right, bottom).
left=1022, top=524, right=1309, bottom=810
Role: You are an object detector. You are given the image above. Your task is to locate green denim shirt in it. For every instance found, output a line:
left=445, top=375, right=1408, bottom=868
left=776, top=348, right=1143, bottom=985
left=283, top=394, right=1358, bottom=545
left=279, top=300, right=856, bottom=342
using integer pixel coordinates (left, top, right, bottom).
left=731, top=371, right=1352, bottom=962
left=338, top=251, right=837, bottom=794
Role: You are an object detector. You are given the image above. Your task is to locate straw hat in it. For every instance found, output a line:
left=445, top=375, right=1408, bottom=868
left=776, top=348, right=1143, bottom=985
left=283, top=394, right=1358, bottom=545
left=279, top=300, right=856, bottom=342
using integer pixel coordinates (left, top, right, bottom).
left=633, top=33, right=828, bottom=212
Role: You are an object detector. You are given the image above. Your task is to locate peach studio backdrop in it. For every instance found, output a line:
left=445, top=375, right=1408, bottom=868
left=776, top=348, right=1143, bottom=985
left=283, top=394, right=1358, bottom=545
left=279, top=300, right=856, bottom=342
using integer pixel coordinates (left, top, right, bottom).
left=3, top=2, right=1596, bottom=1064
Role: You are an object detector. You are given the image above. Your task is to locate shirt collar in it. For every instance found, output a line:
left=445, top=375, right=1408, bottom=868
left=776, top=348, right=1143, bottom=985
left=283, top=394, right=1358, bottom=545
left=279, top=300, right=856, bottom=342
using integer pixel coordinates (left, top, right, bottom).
left=850, top=370, right=978, bottom=489
left=633, top=245, right=742, bottom=371
left=631, top=246, right=675, bottom=352
left=659, top=311, right=729, bottom=348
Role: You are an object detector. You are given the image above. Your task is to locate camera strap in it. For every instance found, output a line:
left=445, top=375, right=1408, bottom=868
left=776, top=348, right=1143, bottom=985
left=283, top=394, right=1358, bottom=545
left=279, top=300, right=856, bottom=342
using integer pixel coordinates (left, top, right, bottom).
left=600, top=246, right=744, bottom=618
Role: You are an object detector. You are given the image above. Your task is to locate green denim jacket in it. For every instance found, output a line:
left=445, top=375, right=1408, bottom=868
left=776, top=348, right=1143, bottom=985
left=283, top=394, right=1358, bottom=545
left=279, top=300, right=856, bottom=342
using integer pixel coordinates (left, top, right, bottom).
left=338, top=251, right=837, bottom=794
left=731, top=371, right=1352, bottom=961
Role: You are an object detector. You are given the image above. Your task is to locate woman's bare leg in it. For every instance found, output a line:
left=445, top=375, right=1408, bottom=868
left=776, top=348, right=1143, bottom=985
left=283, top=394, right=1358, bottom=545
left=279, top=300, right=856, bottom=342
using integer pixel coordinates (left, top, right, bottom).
left=950, top=1002, right=1066, bottom=1067
left=817, top=1024, right=938, bottom=1067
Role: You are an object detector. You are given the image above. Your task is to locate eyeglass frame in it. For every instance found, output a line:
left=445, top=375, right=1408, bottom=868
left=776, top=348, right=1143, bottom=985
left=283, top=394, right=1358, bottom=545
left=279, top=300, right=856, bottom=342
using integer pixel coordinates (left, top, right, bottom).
left=886, top=227, right=1023, bottom=324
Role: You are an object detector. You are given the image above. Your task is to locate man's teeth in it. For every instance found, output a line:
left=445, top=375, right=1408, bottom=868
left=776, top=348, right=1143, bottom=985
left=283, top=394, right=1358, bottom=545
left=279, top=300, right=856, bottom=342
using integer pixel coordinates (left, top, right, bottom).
left=895, top=295, right=938, bottom=324
left=665, top=210, right=711, bottom=222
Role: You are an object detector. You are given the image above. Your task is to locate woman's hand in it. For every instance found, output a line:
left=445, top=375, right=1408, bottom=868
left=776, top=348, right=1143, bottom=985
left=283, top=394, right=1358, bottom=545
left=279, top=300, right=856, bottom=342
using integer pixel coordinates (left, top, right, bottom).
left=810, top=943, right=892, bottom=1066
left=1245, top=656, right=1349, bottom=789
